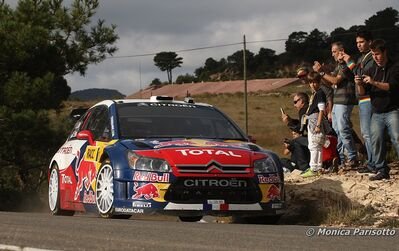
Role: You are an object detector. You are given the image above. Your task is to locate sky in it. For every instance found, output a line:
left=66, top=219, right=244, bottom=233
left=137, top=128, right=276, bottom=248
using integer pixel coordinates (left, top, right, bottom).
left=7, top=0, right=399, bottom=96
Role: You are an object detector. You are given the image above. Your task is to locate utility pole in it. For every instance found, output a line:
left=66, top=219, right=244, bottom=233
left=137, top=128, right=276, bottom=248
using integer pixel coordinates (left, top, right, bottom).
left=243, top=35, right=248, bottom=135
left=139, top=61, right=142, bottom=98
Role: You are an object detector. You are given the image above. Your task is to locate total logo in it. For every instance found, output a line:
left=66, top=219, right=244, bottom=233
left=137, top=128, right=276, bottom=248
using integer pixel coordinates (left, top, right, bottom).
left=175, top=149, right=242, bottom=157
left=61, top=174, right=72, bottom=185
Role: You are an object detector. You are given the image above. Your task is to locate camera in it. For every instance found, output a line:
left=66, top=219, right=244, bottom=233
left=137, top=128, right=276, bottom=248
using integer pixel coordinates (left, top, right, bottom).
left=283, top=138, right=291, bottom=144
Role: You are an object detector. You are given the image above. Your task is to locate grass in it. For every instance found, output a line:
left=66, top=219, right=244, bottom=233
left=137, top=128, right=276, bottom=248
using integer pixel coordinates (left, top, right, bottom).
left=378, top=218, right=399, bottom=228
left=325, top=203, right=378, bottom=226
left=282, top=185, right=380, bottom=226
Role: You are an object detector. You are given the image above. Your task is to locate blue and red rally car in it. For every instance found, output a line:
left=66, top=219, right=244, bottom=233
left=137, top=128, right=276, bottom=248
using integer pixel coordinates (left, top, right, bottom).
left=48, top=96, right=285, bottom=222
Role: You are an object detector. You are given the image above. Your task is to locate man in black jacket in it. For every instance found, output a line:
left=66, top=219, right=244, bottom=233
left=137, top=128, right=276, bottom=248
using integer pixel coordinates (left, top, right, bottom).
left=355, top=39, right=399, bottom=181
left=280, top=124, right=310, bottom=172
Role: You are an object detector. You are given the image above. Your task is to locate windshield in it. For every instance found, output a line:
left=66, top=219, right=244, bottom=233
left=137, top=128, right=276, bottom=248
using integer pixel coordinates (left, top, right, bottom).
left=116, top=102, right=246, bottom=140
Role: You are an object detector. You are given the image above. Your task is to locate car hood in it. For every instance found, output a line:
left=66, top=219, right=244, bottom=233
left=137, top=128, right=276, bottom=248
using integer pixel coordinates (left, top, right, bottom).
left=120, top=139, right=268, bottom=175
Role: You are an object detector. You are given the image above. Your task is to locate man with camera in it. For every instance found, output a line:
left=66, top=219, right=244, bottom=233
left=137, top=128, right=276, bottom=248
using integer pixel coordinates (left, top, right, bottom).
left=313, top=42, right=358, bottom=170
left=355, top=39, right=399, bottom=181
left=281, top=92, right=309, bottom=134
left=280, top=124, right=310, bottom=172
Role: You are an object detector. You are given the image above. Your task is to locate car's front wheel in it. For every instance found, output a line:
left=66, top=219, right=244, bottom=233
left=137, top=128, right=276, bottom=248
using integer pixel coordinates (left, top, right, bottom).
left=95, top=161, right=117, bottom=218
left=48, top=164, right=74, bottom=216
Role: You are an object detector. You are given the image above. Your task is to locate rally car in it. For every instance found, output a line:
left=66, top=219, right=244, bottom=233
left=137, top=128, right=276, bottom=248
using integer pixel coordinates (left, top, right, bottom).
left=48, top=96, right=285, bottom=222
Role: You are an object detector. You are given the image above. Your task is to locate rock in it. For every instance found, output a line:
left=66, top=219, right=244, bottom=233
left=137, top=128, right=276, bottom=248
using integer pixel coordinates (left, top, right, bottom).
left=283, top=166, right=399, bottom=226
left=368, top=186, right=377, bottom=191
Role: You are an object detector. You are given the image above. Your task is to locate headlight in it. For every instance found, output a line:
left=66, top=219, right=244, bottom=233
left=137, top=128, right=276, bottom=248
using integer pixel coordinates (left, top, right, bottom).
left=127, top=151, right=171, bottom=172
left=254, top=157, right=277, bottom=173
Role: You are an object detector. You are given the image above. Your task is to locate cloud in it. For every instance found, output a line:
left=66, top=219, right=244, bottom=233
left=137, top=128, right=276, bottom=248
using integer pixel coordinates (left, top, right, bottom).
left=7, top=0, right=398, bottom=95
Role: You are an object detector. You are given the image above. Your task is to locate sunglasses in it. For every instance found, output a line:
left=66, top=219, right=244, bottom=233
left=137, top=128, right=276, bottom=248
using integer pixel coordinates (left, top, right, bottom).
left=293, top=99, right=301, bottom=104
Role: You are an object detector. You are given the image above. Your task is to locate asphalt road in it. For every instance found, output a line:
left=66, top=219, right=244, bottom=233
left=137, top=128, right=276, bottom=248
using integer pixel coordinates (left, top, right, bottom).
left=0, top=212, right=397, bottom=251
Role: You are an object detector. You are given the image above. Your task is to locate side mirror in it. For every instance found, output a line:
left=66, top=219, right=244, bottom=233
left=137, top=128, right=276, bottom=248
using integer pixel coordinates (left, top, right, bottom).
left=248, top=135, right=257, bottom=144
left=77, top=130, right=95, bottom=146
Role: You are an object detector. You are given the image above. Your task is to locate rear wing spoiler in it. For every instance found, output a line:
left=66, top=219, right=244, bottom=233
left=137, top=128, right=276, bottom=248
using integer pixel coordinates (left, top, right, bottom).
left=69, top=108, right=88, bottom=121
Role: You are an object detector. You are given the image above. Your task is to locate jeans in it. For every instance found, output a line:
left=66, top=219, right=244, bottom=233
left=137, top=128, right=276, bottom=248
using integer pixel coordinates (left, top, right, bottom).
left=359, top=100, right=375, bottom=169
left=332, top=104, right=357, bottom=163
left=370, top=109, right=399, bottom=174
left=307, top=113, right=325, bottom=171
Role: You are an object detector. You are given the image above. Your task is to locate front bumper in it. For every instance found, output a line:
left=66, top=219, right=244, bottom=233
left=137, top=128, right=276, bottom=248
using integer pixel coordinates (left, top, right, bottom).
left=112, top=169, right=285, bottom=217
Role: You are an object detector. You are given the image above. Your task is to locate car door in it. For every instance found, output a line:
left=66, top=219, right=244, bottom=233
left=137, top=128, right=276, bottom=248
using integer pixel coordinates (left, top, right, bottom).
left=50, top=108, right=92, bottom=210
left=73, top=105, right=111, bottom=205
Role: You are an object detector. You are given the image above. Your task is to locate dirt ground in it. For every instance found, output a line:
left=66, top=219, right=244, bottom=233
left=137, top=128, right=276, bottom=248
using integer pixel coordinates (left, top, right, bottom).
left=283, top=162, right=399, bottom=226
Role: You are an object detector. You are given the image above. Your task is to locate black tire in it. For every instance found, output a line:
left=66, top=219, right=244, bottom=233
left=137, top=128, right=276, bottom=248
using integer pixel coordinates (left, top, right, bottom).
left=179, top=216, right=203, bottom=222
left=243, top=215, right=281, bottom=225
left=113, top=215, right=132, bottom=219
left=48, top=164, right=74, bottom=216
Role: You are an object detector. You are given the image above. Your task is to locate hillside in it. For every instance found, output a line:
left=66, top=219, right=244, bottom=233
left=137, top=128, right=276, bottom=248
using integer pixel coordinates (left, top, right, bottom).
left=70, top=88, right=125, bottom=101
left=128, top=78, right=299, bottom=98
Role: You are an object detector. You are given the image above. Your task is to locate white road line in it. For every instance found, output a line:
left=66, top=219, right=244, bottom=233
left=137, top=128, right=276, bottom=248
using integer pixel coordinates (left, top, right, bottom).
left=0, top=244, right=60, bottom=251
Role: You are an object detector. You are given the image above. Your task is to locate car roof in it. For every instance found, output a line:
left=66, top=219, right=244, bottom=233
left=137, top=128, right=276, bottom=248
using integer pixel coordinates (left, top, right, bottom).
left=91, top=96, right=214, bottom=109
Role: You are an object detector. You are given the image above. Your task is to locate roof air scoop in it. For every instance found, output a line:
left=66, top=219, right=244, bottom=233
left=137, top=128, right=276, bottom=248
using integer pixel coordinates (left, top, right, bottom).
left=150, top=96, right=173, bottom=102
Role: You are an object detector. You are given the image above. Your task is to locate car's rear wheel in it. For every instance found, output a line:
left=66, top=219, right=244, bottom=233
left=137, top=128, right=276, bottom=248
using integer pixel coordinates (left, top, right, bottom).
left=48, top=164, right=74, bottom=216
left=179, top=216, right=203, bottom=222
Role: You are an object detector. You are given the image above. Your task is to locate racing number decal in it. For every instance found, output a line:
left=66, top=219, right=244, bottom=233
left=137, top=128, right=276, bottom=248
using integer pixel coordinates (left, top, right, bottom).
left=85, top=146, right=99, bottom=162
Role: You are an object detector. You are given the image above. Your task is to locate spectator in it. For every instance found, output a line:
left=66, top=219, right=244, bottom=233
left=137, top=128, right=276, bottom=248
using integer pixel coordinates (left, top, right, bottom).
left=297, top=66, right=334, bottom=121
left=281, top=92, right=309, bottom=134
left=342, top=30, right=376, bottom=174
left=301, top=72, right=327, bottom=178
left=313, top=42, right=358, bottom=169
left=280, top=124, right=310, bottom=172
left=355, top=39, right=399, bottom=181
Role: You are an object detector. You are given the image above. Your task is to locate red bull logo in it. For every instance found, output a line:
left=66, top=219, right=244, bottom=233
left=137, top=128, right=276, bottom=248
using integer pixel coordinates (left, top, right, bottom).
left=132, top=182, right=159, bottom=200
left=258, top=175, right=281, bottom=184
left=155, top=140, right=196, bottom=148
left=133, top=171, right=170, bottom=183
left=83, top=191, right=96, bottom=204
left=154, top=139, right=248, bottom=149
left=74, top=162, right=97, bottom=200
left=267, top=185, right=280, bottom=201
